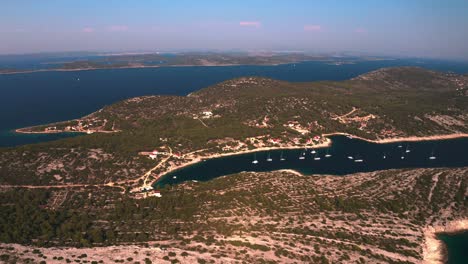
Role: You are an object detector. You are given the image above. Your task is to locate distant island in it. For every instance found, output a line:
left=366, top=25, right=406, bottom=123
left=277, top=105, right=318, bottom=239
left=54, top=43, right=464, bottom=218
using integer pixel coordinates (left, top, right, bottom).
left=0, top=52, right=392, bottom=74
left=1, top=67, right=467, bottom=263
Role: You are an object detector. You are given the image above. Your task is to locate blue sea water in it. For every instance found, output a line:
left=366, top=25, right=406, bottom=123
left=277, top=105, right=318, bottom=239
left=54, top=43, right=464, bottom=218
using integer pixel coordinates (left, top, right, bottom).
left=156, top=135, right=468, bottom=186
left=1, top=58, right=468, bottom=147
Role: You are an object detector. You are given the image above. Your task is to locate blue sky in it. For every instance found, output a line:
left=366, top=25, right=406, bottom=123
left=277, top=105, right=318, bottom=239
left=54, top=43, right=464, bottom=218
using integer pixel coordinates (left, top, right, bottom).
left=1, top=0, right=468, bottom=59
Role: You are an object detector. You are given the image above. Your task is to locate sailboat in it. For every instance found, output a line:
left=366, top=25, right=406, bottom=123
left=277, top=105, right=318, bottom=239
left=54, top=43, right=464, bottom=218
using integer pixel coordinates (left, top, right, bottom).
left=383, top=152, right=387, bottom=159
left=354, top=155, right=364, bottom=163
left=266, top=152, right=273, bottom=162
left=314, top=153, right=321, bottom=161
left=429, top=149, right=436, bottom=160
left=311, top=149, right=316, bottom=154
left=325, top=148, right=332, bottom=158
left=252, top=153, right=259, bottom=164
left=299, top=149, right=306, bottom=160
left=405, top=145, right=411, bottom=153
left=280, top=151, right=286, bottom=161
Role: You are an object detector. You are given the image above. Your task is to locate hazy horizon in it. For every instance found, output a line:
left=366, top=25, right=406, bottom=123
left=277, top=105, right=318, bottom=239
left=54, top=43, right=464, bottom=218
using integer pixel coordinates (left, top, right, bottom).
left=1, top=1, right=468, bottom=60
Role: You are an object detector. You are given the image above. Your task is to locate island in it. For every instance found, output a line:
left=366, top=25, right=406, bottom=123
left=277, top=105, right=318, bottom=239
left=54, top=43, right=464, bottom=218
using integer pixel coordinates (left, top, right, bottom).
left=1, top=67, right=467, bottom=263
left=0, top=52, right=389, bottom=75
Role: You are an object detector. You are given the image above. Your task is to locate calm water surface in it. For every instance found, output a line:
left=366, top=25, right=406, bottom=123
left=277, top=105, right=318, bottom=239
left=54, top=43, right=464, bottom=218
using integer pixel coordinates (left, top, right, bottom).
left=2, top=58, right=468, bottom=147
left=438, top=232, right=468, bottom=264
left=156, top=136, right=468, bottom=186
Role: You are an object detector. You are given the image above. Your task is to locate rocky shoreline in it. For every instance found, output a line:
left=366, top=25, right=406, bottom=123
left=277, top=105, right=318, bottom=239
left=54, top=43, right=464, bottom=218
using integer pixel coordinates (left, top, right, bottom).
left=422, top=219, right=467, bottom=264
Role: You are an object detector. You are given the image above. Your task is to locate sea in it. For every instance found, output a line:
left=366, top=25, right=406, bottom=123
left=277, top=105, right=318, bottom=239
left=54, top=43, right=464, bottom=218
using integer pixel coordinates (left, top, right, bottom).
left=437, top=232, right=468, bottom=264
left=1, top=56, right=467, bottom=255
left=1, top=57, right=468, bottom=147
left=156, top=135, right=468, bottom=186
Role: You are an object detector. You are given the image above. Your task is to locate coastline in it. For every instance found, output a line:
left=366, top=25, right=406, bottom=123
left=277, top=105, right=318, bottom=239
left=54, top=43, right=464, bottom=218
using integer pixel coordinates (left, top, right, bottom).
left=422, top=219, right=467, bottom=264
left=322, top=132, right=468, bottom=144
left=0, top=61, right=303, bottom=75
left=149, top=138, right=331, bottom=187
left=14, top=128, right=86, bottom=135
left=149, top=132, right=468, bottom=187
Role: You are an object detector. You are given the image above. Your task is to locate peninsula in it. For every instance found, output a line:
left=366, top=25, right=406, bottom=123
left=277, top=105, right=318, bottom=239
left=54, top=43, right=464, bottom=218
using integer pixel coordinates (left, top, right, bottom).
left=1, top=67, right=467, bottom=263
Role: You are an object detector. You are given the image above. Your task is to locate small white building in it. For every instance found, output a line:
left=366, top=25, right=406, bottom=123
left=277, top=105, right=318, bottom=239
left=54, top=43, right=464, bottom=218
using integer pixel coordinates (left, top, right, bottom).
left=148, top=190, right=162, bottom=198
left=141, top=186, right=153, bottom=192
left=202, top=111, right=213, bottom=118
left=148, top=154, right=157, bottom=160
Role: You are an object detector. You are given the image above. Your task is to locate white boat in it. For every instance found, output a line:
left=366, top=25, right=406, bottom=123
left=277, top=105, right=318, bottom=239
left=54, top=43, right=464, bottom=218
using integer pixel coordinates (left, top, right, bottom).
left=398, top=145, right=403, bottom=148
left=401, top=156, right=405, bottom=160
left=314, top=157, right=321, bottom=161
left=325, top=154, right=332, bottom=158
left=311, top=150, right=316, bottom=154
left=429, top=156, right=437, bottom=160
left=252, top=154, right=259, bottom=164
left=299, top=149, right=306, bottom=160
left=383, top=153, right=387, bottom=159
left=347, top=156, right=354, bottom=160
left=266, top=153, right=273, bottom=162
left=354, top=159, right=364, bottom=163
left=173, top=176, right=177, bottom=179
left=280, top=152, right=286, bottom=161
left=405, top=145, right=411, bottom=153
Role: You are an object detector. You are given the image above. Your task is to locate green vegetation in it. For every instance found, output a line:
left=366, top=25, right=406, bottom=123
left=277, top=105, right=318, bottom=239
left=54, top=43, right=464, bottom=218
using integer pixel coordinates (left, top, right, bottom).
left=0, top=67, right=467, bottom=263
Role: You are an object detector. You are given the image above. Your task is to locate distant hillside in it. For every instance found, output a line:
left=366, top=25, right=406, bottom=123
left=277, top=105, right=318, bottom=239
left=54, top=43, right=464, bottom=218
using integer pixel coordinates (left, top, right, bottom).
left=22, top=66, right=468, bottom=141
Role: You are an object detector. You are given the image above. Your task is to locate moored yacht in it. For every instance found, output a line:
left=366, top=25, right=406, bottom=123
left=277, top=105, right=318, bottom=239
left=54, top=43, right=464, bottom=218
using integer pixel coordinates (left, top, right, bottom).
left=405, top=145, right=411, bottom=153
left=252, top=153, right=259, bottom=164
left=280, top=151, right=286, bottom=161
left=314, top=153, right=321, bottom=160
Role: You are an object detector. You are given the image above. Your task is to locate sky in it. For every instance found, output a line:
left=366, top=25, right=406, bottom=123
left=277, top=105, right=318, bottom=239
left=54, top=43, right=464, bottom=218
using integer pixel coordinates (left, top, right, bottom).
left=1, top=0, right=468, bottom=59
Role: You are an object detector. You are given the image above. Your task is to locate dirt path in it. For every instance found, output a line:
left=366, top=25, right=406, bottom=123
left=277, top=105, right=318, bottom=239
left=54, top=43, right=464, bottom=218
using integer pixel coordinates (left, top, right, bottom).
left=427, top=172, right=442, bottom=202
left=332, top=107, right=357, bottom=121
left=140, top=146, right=173, bottom=187
left=195, top=117, right=209, bottom=128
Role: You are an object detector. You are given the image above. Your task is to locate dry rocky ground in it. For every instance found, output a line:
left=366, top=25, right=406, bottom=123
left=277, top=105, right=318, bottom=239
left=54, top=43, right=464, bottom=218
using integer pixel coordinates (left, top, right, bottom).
left=0, top=167, right=466, bottom=264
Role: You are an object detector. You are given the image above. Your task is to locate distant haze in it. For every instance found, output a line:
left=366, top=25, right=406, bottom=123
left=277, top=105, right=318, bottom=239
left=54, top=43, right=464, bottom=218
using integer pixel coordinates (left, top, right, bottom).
left=1, top=0, right=468, bottom=60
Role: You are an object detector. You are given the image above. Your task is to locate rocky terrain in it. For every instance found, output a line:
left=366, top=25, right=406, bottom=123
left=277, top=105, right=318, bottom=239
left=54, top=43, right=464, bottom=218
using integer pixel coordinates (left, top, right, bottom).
left=0, top=167, right=466, bottom=263
left=1, top=67, right=467, bottom=263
